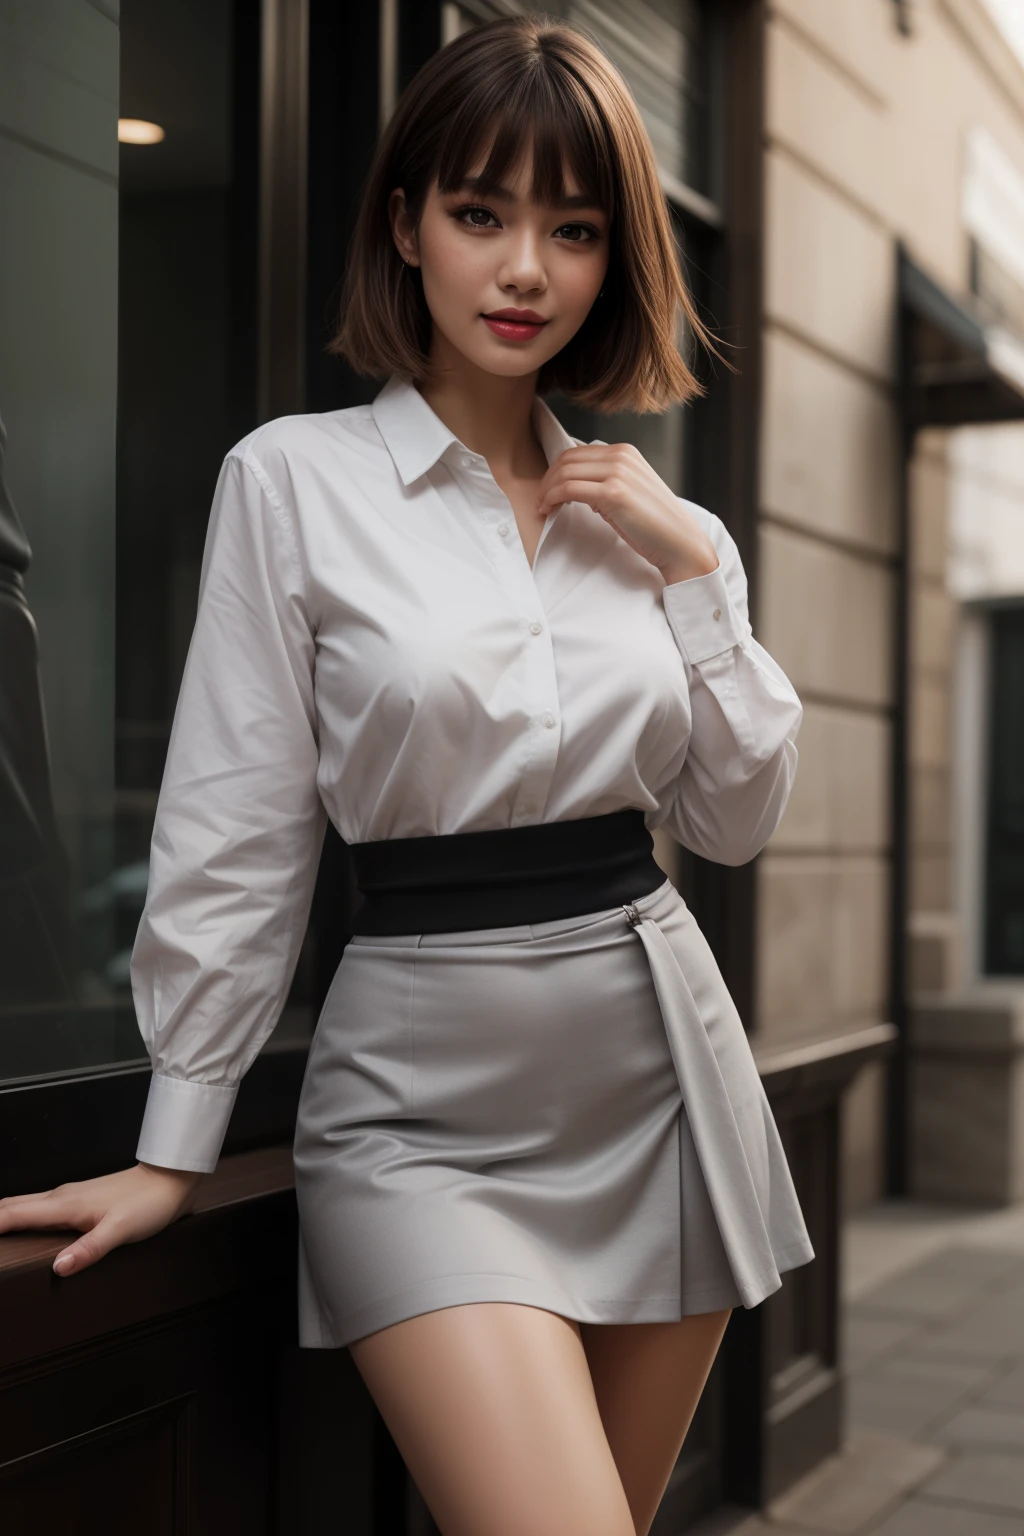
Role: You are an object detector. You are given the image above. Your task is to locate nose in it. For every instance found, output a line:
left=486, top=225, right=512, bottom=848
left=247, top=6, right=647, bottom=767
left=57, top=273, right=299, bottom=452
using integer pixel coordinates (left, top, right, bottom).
left=497, top=227, right=547, bottom=296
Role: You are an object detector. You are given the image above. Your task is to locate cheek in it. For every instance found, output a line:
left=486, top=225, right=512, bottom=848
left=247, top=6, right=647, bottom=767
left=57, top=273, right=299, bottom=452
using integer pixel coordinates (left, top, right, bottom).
left=420, top=227, right=487, bottom=305
left=550, top=253, right=606, bottom=323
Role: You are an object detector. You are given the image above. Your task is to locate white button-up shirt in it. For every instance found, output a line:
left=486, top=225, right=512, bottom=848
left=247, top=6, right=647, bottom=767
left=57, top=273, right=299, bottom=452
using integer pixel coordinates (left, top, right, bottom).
left=132, top=371, right=803, bottom=1172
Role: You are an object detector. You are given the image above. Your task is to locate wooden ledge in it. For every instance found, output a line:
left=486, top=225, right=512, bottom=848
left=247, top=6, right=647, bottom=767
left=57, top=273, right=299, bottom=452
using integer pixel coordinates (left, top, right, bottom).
left=756, top=1022, right=898, bottom=1110
left=0, top=1145, right=298, bottom=1374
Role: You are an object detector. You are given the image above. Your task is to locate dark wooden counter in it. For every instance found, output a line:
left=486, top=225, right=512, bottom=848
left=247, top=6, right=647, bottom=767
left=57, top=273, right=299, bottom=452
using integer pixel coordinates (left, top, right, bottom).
left=0, top=1145, right=376, bottom=1535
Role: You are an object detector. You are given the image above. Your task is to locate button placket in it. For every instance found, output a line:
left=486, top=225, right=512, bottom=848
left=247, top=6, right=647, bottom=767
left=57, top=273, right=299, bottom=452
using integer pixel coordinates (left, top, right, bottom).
left=450, top=457, right=562, bottom=826
left=513, top=612, right=561, bottom=824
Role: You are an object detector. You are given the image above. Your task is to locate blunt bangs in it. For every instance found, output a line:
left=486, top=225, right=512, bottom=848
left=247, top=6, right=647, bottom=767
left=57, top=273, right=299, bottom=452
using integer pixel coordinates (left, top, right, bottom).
left=433, top=61, right=616, bottom=221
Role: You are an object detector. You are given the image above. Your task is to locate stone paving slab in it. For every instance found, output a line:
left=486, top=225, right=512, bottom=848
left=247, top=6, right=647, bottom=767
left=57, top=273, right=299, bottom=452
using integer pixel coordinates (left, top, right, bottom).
left=921, top=1449, right=1024, bottom=1516
left=849, top=1247, right=1024, bottom=1323
left=685, top=1508, right=805, bottom=1536
left=977, top=1360, right=1024, bottom=1410
left=868, top=1498, right=1024, bottom=1535
left=909, top=1289, right=1024, bottom=1360
left=698, top=1215, right=1024, bottom=1536
left=846, top=1373, right=976, bottom=1438
left=843, top=1201, right=1024, bottom=1303
left=860, top=1349, right=999, bottom=1394
left=764, top=1431, right=945, bottom=1535
left=842, top=1314, right=925, bottom=1373
left=931, top=1402, right=1024, bottom=1453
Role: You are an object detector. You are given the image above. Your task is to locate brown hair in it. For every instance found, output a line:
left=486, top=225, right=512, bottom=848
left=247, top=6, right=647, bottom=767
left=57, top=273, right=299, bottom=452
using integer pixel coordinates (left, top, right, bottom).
left=329, top=13, right=733, bottom=414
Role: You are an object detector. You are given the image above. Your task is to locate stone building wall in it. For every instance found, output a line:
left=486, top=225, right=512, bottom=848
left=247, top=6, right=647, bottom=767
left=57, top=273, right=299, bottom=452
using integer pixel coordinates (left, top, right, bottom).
left=908, top=431, right=959, bottom=998
left=754, top=0, right=1024, bottom=1210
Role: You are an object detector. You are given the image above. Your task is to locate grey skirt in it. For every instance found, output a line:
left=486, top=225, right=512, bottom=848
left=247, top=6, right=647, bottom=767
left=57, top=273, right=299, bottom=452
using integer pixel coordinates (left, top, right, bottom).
left=292, top=877, right=814, bottom=1349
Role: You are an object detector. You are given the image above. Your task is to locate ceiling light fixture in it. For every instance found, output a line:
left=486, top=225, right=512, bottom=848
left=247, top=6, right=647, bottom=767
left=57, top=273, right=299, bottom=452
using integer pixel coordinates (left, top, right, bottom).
left=118, top=119, right=165, bottom=145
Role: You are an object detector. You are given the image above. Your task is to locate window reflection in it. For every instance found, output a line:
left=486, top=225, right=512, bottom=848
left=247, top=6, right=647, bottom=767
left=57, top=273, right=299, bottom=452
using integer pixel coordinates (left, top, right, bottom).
left=0, top=0, right=313, bottom=1085
left=0, top=0, right=119, bottom=1080
left=0, top=418, right=76, bottom=1019
left=114, top=0, right=259, bottom=1006
left=114, top=0, right=313, bottom=1053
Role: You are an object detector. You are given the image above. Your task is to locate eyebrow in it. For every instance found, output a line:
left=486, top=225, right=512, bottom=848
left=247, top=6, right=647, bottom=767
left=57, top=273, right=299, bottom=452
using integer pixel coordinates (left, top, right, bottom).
left=454, top=176, right=603, bottom=211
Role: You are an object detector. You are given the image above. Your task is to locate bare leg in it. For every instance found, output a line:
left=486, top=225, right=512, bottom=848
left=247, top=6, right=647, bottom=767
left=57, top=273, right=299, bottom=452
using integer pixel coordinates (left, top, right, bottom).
left=348, top=1301, right=636, bottom=1536
left=580, top=1309, right=732, bottom=1536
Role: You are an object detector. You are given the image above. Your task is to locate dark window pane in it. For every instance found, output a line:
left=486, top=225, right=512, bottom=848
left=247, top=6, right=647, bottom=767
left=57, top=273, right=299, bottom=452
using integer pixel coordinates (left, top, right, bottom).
left=0, top=1, right=318, bottom=1086
left=116, top=0, right=313, bottom=1054
left=985, top=606, right=1024, bottom=975
left=0, top=1, right=119, bottom=1079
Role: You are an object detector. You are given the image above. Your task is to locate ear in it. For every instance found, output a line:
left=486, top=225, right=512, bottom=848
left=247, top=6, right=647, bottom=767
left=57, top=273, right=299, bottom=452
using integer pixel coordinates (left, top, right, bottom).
left=388, top=187, right=420, bottom=267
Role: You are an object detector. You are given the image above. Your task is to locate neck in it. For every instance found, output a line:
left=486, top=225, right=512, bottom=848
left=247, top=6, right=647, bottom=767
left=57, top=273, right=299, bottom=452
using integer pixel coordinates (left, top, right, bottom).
left=417, top=335, right=545, bottom=478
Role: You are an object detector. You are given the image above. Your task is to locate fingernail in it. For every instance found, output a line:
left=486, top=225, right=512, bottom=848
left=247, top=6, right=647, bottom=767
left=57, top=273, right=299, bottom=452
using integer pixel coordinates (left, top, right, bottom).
left=53, top=1253, right=74, bottom=1276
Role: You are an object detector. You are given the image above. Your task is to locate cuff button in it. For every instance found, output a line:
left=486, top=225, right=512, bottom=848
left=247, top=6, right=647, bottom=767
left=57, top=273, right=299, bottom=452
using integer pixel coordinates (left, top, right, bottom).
left=712, top=608, right=722, bottom=621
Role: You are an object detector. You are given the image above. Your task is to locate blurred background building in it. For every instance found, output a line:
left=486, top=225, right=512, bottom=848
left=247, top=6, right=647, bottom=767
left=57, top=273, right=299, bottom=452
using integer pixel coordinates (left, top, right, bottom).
left=1, top=1, right=1024, bottom=1532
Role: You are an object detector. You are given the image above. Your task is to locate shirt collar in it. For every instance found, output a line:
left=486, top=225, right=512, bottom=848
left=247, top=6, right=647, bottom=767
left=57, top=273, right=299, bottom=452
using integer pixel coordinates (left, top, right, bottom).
left=371, top=371, right=577, bottom=487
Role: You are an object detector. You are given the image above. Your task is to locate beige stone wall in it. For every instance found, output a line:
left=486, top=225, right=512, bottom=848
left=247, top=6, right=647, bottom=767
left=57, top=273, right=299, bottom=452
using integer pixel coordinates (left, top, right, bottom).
left=908, top=431, right=959, bottom=992
left=756, top=0, right=1024, bottom=1208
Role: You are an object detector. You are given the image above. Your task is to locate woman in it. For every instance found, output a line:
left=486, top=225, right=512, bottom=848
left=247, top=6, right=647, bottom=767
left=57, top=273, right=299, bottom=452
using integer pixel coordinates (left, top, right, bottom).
left=0, top=17, right=812, bottom=1536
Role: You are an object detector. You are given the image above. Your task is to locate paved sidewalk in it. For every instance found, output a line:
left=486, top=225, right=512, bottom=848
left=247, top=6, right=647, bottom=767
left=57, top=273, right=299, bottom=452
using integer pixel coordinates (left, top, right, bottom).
left=691, top=1200, right=1024, bottom=1536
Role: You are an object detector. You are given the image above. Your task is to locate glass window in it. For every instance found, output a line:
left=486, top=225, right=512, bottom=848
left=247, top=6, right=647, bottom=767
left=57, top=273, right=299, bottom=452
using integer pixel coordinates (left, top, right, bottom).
left=0, top=0, right=319, bottom=1087
left=1, top=0, right=120, bottom=1080
left=984, top=605, right=1024, bottom=974
left=970, top=236, right=1024, bottom=338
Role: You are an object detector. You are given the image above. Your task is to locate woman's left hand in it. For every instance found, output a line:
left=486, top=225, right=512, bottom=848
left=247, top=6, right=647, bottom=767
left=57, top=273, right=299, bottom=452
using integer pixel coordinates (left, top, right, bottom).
left=537, top=442, right=719, bottom=586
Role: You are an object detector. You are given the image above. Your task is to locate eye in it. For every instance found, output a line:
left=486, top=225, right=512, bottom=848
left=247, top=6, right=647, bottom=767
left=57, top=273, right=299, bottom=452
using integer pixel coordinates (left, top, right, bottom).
left=452, top=203, right=500, bottom=230
left=554, top=222, right=601, bottom=244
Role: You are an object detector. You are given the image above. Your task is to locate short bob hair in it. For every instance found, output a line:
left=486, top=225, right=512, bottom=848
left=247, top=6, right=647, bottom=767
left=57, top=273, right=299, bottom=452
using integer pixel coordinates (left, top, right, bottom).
left=330, top=13, right=731, bottom=414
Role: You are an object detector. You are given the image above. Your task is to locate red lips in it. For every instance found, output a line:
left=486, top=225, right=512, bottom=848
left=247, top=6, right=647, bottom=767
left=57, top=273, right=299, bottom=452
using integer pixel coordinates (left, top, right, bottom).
left=482, top=308, right=548, bottom=323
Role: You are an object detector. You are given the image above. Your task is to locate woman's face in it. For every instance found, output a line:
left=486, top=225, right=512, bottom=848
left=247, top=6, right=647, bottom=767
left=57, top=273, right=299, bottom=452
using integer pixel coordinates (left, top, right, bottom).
left=389, top=144, right=611, bottom=379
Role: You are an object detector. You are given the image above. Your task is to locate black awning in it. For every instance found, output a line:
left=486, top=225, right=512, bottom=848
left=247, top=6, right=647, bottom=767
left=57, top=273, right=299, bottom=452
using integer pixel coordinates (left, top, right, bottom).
left=899, top=242, right=1024, bottom=428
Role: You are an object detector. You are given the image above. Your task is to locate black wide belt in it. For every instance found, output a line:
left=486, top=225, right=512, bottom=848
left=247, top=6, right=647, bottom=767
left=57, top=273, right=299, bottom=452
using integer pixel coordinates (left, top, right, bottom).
left=348, top=809, right=665, bottom=935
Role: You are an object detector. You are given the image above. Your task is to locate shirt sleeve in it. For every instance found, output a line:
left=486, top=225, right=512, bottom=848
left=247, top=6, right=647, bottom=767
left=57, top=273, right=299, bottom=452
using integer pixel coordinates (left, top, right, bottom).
left=131, top=447, right=327, bottom=1174
left=653, top=508, right=802, bottom=866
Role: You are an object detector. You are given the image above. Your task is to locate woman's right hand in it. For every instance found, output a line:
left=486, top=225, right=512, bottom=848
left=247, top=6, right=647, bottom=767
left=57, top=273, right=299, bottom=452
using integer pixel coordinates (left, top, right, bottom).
left=0, top=1162, right=204, bottom=1276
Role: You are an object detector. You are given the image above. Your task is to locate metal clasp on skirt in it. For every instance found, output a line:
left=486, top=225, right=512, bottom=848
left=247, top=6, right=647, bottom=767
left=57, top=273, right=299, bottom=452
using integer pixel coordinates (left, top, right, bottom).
left=622, top=902, right=643, bottom=928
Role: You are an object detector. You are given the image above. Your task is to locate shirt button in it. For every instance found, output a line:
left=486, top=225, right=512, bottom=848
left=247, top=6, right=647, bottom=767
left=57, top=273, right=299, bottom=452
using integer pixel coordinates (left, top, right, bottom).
left=542, top=711, right=556, bottom=728
left=498, top=523, right=509, bottom=536
left=529, top=620, right=543, bottom=635
left=712, top=608, right=722, bottom=621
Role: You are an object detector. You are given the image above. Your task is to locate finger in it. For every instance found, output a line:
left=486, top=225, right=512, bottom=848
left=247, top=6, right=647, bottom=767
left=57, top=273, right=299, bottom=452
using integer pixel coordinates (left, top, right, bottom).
left=0, top=1193, right=82, bottom=1234
left=0, top=1187, right=61, bottom=1208
left=550, top=442, right=638, bottom=464
left=53, top=1213, right=124, bottom=1277
left=537, top=479, right=615, bottom=514
left=539, top=453, right=630, bottom=494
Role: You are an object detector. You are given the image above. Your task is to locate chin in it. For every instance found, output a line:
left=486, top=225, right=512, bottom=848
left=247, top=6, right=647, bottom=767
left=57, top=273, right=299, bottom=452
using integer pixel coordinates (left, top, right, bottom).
left=454, top=342, right=543, bottom=378
left=481, top=352, right=548, bottom=378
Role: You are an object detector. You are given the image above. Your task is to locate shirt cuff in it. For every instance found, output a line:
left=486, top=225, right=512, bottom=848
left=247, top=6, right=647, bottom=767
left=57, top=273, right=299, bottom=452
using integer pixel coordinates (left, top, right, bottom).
left=136, top=1072, right=239, bottom=1174
left=662, top=564, right=743, bottom=664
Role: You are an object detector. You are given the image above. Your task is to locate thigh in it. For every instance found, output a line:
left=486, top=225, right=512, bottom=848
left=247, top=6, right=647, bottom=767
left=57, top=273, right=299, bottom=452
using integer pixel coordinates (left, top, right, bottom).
left=348, top=1302, right=636, bottom=1536
left=579, top=1310, right=732, bottom=1536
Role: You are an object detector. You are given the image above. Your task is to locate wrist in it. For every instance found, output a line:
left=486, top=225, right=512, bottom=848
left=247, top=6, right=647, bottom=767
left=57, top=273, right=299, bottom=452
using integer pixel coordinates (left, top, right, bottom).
left=659, top=550, right=719, bottom=586
left=138, top=1160, right=204, bottom=1190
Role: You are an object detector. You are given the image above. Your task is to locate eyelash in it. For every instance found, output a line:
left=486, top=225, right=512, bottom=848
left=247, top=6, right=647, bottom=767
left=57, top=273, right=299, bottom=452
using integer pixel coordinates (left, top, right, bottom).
left=451, top=203, right=601, bottom=244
